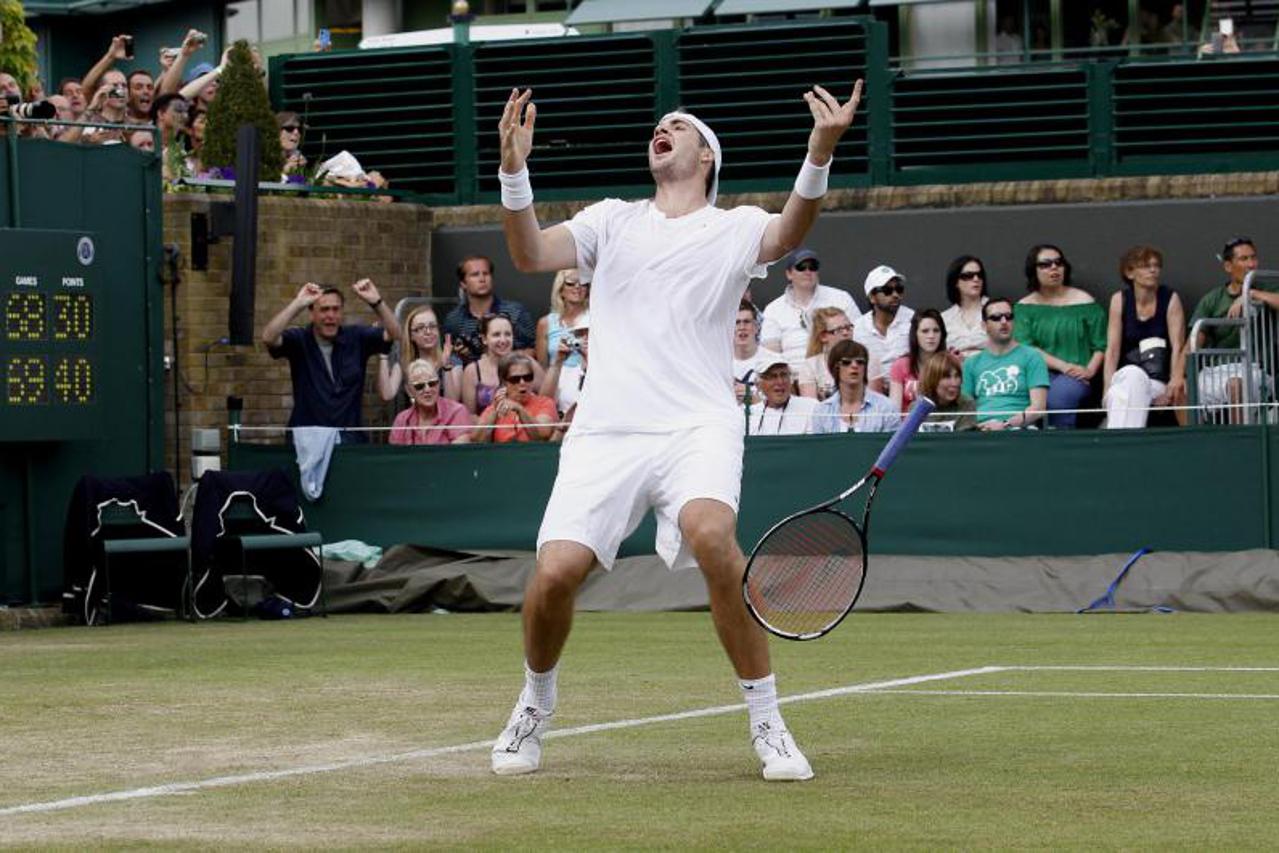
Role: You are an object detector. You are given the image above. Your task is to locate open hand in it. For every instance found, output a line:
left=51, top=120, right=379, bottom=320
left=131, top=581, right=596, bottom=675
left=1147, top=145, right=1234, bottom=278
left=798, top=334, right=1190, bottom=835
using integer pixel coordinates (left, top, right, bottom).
left=804, top=80, right=862, bottom=165
left=499, top=88, right=536, bottom=174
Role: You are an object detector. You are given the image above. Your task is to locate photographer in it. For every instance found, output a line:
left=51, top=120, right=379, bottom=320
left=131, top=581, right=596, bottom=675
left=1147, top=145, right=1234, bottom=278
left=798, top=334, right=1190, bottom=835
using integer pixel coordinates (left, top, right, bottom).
left=78, top=74, right=129, bottom=144
left=81, top=35, right=133, bottom=103
left=157, top=30, right=210, bottom=96
left=540, top=312, right=589, bottom=419
left=1, top=72, right=58, bottom=139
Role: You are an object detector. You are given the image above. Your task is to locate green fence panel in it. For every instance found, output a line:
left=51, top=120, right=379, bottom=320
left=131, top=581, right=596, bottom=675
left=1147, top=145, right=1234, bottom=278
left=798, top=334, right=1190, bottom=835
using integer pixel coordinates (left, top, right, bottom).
left=675, top=18, right=872, bottom=194
left=229, top=425, right=1271, bottom=560
left=471, top=33, right=660, bottom=203
left=1111, top=56, right=1279, bottom=174
left=272, top=45, right=458, bottom=201
left=889, top=64, right=1093, bottom=184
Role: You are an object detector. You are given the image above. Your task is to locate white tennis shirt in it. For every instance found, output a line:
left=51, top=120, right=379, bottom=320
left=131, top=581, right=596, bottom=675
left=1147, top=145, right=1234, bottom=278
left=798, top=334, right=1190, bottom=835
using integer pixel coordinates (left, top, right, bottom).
left=565, top=198, right=777, bottom=434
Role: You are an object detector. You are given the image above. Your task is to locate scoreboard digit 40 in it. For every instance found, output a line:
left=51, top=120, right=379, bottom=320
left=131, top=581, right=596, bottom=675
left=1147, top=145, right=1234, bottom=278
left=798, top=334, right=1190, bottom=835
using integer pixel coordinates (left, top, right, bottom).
left=1, top=229, right=102, bottom=441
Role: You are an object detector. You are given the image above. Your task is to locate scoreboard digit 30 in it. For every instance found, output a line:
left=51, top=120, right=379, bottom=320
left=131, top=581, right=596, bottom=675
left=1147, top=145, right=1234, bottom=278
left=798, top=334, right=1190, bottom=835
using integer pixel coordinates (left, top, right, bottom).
left=1, top=229, right=102, bottom=441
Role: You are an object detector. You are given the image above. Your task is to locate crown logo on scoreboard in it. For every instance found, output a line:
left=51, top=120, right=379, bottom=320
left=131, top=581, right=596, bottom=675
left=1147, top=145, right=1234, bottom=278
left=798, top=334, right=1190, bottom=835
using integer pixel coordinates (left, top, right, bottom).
left=76, top=236, right=95, bottom=267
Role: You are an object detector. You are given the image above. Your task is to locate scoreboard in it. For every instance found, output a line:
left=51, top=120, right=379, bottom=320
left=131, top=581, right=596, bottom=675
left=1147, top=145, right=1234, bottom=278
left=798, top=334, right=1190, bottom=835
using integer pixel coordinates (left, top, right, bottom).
left=1, top=229, right=101, bottom=441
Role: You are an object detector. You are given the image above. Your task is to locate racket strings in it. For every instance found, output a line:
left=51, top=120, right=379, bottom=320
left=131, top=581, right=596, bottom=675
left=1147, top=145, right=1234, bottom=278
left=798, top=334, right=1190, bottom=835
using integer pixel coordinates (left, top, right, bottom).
left=745, top=511, right=865, bottom=638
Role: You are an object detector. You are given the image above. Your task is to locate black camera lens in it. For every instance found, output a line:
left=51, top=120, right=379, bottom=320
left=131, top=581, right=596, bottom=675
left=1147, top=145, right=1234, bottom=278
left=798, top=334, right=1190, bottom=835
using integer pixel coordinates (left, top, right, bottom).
left=11, top=100, right=57, bottom=120
left=4, top=93, right=19, bottom=106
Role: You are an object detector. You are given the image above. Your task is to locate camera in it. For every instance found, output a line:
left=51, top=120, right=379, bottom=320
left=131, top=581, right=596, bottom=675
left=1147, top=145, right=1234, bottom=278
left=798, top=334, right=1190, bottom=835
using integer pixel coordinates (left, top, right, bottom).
left=192, top=30, right=209, bottom=47
left=567, top=336, right=584, bottom=353
left=122, top=35, right=135, bottom=59
left=110, top=83, right=127, bottom=99
left=3, top=95, right=57, bottom=120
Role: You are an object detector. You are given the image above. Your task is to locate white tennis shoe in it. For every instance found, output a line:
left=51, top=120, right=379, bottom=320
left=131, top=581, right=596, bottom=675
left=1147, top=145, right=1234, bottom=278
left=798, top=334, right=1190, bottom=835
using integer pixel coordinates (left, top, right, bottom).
left=491, top=703, right=552, bottom=776
left=752, top=720, right=814, bottom=781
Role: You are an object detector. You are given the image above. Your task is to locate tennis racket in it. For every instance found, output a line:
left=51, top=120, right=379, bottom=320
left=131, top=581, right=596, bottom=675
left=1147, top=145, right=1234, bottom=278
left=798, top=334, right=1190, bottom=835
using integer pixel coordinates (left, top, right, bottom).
left=743, top=397, right=935, bottom=641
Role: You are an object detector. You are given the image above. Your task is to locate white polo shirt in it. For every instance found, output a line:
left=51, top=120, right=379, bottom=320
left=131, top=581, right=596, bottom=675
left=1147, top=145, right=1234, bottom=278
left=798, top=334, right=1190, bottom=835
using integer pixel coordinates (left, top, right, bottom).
left=854, top=306, right=915, bottom=372
left=749, top=394, right=818, bottom=435
left=565, top=198, right=777, bottom=434
left=760, top=284, right=861, bottom=369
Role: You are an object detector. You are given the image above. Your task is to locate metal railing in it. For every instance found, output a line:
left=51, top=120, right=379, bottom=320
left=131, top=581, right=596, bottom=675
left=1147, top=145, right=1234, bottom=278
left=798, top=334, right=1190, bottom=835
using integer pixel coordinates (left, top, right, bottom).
left=1188, top=269, right=1279, bottom=425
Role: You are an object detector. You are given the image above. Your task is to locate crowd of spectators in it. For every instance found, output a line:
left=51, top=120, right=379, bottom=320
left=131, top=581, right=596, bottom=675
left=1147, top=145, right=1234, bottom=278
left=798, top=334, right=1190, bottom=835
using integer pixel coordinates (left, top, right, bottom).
left=260, top=236, right=1270, bottom=446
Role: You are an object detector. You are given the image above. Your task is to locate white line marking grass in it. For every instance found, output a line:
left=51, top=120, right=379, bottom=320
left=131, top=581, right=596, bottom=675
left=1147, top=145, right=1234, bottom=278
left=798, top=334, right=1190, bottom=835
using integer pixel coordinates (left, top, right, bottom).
left=870, top=689, right=1279, bottom=700
left=0, top=666, right=999, bottom=818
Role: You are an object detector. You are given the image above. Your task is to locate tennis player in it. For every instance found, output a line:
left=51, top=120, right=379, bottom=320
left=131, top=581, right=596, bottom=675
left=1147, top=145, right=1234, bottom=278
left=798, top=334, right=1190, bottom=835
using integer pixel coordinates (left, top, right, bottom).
left=491, top=82, right=862, bottom=781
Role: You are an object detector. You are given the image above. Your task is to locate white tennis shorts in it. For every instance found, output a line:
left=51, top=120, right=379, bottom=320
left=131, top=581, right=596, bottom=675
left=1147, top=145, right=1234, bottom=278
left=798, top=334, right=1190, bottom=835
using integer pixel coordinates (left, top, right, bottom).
left=537, top=424, right=744, bottom=571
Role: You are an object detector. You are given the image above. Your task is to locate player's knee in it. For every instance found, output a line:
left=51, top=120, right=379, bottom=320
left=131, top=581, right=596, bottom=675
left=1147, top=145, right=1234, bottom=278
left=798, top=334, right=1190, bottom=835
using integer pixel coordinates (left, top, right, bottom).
left=681, top=505, right=737, bottom=563
left=534, top=541, right=595, bottom=594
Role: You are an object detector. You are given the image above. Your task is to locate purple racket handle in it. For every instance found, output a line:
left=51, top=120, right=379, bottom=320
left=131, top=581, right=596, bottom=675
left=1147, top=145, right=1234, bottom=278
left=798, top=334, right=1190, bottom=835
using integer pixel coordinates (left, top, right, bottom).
left=871, top=396, right=935, bottom=477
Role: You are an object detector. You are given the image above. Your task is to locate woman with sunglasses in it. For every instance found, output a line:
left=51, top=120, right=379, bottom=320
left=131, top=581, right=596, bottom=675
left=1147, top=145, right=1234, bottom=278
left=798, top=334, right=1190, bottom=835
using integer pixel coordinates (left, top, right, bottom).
left=462, top=313, right=544, bottom=415
left=1016, top=244, right=1107, bottom=428
left=939, top=255, right=989, bottom=360
left=389, top=359, right=474, bottom=445
left=277, top=110, right=307, bottom=181
left=378, top=305, right=461, bottom=404
left=810, top=339, right=900, bottom=434
left=471, top=354, right=557, bottom=443
left=889, top=308, right=948, bottom=414
left=796, top=307, right=885, bottom=400
left=536, top=269, right=590, bottom=368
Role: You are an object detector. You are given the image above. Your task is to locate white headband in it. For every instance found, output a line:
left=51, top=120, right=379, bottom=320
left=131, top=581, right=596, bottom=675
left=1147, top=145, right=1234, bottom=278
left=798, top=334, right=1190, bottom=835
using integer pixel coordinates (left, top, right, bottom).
left=660, top=110, right=722, bottom=206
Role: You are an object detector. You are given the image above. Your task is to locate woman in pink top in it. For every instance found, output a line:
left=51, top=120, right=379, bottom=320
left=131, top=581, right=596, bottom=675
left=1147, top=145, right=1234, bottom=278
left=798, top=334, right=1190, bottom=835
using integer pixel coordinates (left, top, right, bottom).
left=889, top=308, right=947, bottom=413
left=389, top=359, right=475, bottom=445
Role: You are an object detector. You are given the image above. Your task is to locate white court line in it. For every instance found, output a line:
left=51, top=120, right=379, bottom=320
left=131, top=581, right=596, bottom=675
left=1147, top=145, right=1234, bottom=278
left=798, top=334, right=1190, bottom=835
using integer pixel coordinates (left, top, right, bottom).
left=1006, top=665, right=1279, bottom=673
left=0, top=666, right=1001, bottom=818
left=867, top=689, right=1279, bottom=700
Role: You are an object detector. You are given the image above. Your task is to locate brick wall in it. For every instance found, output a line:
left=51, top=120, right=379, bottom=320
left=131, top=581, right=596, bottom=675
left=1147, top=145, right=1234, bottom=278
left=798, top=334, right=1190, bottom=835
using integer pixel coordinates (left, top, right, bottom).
left=161, top=194, right=434, bottom=486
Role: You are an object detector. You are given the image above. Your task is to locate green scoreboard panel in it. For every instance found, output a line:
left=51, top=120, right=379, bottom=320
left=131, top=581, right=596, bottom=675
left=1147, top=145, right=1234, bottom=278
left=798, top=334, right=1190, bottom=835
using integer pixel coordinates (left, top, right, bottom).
left=0, top=229, right=101, bottom=441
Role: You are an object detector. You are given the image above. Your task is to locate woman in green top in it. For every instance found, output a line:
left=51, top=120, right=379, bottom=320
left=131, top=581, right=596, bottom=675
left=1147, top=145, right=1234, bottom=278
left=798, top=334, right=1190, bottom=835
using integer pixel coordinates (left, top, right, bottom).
left=1015, top=244, right=1107, bottom=428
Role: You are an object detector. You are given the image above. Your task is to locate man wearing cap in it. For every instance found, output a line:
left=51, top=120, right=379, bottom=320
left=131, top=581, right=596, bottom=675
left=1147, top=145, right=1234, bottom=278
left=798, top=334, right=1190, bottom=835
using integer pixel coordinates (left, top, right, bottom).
left=490, top=80, right=864, bottom=782
left=750, top=356, right=817, bottom=435
left=854, top=264, right=916, bottom=373
left=760, top=247, right=860, bottom=369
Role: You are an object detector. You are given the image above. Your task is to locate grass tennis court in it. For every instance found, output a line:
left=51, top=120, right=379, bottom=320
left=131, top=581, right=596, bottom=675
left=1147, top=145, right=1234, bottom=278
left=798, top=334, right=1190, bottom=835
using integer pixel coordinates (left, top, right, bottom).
left=4, top=612, right=1278, bottom=848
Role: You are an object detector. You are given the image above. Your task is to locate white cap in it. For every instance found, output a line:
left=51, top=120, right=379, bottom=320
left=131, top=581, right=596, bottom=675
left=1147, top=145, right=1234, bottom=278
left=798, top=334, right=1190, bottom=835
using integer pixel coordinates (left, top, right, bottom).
left=864, top=265, right=905, bottom=297
left=659, top=110, right=722, bottom=206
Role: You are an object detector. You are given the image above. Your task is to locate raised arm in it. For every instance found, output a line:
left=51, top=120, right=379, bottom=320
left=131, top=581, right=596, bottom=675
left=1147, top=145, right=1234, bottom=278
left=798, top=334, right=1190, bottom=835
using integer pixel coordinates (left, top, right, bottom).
left=757, top=80, right=863, bottom=265
left=157, top=30, right=203, bottom=96
left=263, top=283, right=321, bottom=348
left=82, top=35, right=128, bottom=97
left=498, top=88, right=579, bottom=273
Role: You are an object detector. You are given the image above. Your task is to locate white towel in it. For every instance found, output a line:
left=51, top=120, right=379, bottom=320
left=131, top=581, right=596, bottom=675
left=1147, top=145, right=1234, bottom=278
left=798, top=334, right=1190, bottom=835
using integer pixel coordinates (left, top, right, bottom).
left=293, top=427, right=340, bottom=500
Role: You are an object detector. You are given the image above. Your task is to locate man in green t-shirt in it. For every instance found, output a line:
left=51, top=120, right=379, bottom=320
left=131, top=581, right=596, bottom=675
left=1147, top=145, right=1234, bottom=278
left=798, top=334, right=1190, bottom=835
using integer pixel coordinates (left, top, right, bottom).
left=1189, top=238, right=1277, bottom=419
left=962, top=298, right=1050, bottom=430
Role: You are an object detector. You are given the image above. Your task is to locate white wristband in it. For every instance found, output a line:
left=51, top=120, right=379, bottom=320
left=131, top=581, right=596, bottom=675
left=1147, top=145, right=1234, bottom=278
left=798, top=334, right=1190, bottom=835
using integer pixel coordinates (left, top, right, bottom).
left=793, top=157, right=831, bottom=200
left=499, top=167, right=534, bottom=211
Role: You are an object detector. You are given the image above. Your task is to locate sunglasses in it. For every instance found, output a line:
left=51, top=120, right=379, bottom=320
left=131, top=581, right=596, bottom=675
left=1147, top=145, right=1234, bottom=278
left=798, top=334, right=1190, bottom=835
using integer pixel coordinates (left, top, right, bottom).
left=793, top=260, right=819, bottom=273
left=507, top=373, right=535, bottom=384
left=823, top=323, right=854, bottom=335
left=875, top=283, right=905, bottom=296
left=985, top=311, right=1014, bottom=322
left=281, top=125, right=301, bottom=132
left=838, top=357, right=868, bottom=368
left=411, top=379, right=440, bottom=391
left=1036, top=258, right=1066, bottom=270
left=563, top=280, right=589, bottom=288
left=957, top=270, right=984, bottom=281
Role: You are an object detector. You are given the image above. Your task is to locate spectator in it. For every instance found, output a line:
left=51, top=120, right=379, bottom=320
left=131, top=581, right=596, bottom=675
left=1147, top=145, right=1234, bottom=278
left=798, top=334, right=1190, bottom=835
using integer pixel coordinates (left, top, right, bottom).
left=389, top=359, right=474, bottom=445
left=995, top=14, right=1025, bottom=63
left=126, top=128, right=154, bottom=151
left=462, top=313, right=543, bottom=415
left=126, top=70, right=154, bottom=124
left=149, top=93, right=188, bottom=177
left=541, top=312, right=590, bottom=418
left=180, top=51, right=228, bottom=110
left=1015, top=244, right=1107, bottom=428
left=58, top=78, right=87, bottom=119
left=797, top=306, right=886, bottom=399
left=378, top=304, right=462, bottom=405
left=760, top=248, right=860, bottom=370
left=471, top=354, right=557, bottom=444
left=889, top=308, right=947, bottom=413
left=810, top=340, right=900, bottom=434
left=184, top=107, right=207, bottom=175
left=1103, top=245, right=1187, bottom=429
left=940, top=254, right=990, bottom=359
left=731, top=299, right=780, bottom=408
left=278, top=110, right=307, bottom=181
left=442, top=255, right=536, bottom=364
left=80, top=35, right=131, bottom=107
left=751, top=356, right=817, bottom=435
left=963, top=298, right=1049, bottom=430
left=1189, top=237, right=1278, bottom=422
left=854, top=265, right=915, bottom=373
left=261, top=279, right=401, bottom=442
left=24, top=77, right=46, bottom=102
left=46, top=95, right=74, bottom=139
left=79, top=76, right=129, bottom=145
left=157, top=30, right=209, bottom=96
left=917, top=351, right=977, bottom=431
left=536, top=268, right=590, bottom=368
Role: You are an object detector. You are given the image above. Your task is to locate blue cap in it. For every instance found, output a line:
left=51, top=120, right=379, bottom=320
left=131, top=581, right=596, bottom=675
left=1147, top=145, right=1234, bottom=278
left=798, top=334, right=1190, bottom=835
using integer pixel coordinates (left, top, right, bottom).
left=786, top=247, right=819, bottom=269
left=184, top=62, right=215, bottom=83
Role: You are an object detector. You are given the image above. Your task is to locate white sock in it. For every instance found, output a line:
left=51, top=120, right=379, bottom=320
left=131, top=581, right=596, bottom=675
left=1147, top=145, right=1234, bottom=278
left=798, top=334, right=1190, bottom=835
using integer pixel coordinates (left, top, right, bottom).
left=520, top=661, right=558, bottom=713
left=740, top=673, right=784, bottom=730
